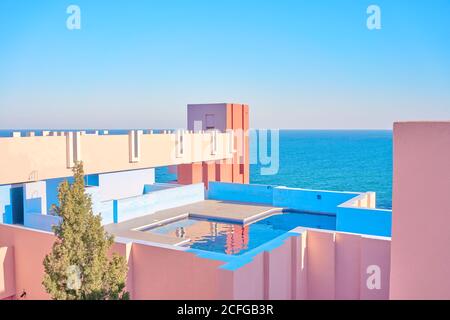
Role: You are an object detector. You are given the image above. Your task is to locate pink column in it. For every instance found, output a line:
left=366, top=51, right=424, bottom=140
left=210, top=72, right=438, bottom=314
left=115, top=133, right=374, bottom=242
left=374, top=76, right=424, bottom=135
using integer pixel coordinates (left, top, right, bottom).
left=335, top=233, right=361, bottom=299
left=306, top=231, right=336, bottom=299
left=390, top=122, right=450, bottom=299
left=0, top=247, right=15, bottom=299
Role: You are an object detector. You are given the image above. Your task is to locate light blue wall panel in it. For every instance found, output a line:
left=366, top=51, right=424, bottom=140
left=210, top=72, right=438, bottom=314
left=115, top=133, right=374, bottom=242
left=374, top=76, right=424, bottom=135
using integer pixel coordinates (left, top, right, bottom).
left=0, top=185, right=12, bottom=224
left=208, top=182, right=274, bottom=205
left=336, top=207, right=392, bottom=237
left=98, top=168, right=155, bottom=201
left=114, top=183, right=204, bottom=224
left=24, top=212, right=61, bottom=232
left=273, top=187, right=360, bottom=214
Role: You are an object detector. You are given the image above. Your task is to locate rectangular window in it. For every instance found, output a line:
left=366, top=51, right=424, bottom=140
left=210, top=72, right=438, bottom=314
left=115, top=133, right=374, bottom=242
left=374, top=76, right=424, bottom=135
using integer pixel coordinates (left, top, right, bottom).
left=205, top=114, right=215, bottom=130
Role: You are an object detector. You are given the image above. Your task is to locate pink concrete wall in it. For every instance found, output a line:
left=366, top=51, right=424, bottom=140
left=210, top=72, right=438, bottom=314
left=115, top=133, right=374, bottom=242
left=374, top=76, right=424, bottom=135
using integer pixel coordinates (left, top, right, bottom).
left=0, top=224, right=55, bottom=300
left=130, top=243, right=233, bottom=300
left=391, top=122, right=450, bottom=299
left=266, top=240, right=293, bottom=299
left=335, top=233, right=360, bottom=299
left=0, top=223, right=391, bottom=300
left=232, top=254, right=265, bottom=300
left=307, top=231, right=336, bottom=299
left=0, top=246, right=15, bottom=299
left=292, top=233, right=308, bottom=299
left=306, top=230, right=390, bottom=300
left=219, top=235, right=307, bottom=300
left=111, top=241, right=134, bottom=298
left=232, top=230, right=390, bottom=300
left=359, top=236, right=390, bottom=300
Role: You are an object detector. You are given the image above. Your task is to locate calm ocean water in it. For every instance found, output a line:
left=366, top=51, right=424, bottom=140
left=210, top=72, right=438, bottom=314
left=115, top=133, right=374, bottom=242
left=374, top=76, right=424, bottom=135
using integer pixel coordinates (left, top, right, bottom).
left=249, top=130, right=392, bottom=209
left=1, top=130, right=393, bottom=209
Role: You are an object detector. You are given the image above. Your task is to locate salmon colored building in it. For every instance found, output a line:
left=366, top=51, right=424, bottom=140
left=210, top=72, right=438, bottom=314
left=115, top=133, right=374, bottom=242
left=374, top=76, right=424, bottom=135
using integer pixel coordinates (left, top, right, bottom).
left=178, top=103, right=250, bottom=187
left=0, top=104, right=449, bottom=300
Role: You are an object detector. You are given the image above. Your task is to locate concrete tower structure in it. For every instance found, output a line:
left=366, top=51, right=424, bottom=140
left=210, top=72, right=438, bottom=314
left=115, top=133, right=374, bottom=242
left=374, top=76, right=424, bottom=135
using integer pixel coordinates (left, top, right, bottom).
left=177, top=103, right=250, bottom=187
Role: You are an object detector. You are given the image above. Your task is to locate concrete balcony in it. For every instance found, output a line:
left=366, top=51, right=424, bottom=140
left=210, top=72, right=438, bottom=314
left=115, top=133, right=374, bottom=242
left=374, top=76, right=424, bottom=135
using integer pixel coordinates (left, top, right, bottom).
left=0, top=130, right=234, bottom=185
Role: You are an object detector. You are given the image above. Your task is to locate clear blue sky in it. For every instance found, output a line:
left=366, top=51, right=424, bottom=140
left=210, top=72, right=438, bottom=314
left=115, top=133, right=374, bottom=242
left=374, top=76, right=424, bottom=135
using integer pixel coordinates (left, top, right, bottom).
left=0, top=0, right=449, bottom=129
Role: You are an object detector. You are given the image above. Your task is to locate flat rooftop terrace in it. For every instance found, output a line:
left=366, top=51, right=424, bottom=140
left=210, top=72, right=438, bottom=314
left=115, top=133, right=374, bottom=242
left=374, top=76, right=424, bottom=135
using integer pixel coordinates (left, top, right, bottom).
left=104, top=200, right=281, bottom=245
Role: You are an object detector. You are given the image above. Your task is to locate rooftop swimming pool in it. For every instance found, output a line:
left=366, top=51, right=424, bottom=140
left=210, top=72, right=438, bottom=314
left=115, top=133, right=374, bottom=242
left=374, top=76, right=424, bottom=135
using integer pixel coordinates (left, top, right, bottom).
left=143, top=211, right=335, bottom=255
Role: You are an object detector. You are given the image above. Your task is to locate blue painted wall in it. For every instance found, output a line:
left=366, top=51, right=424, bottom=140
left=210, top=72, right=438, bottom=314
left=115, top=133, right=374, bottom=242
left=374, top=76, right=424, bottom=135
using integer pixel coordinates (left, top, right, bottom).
left=10, top=185, right=24, bottom=224
left=208, top=182, right=275, bottom=205
left=114, top=183, right=204, bottom=223
left=144, top=183, right=177, bottom=193
left=85, top=174, right=99, bottom=187
left=0, top=185, right=12, bottom=224
left=23, top=181, right=46, bottom=215
left=152, top=183, right=204, bottom=212
left=336, top=206, right=392, bottom=237
left=46, top=177, right=72, bottom=214
left=24, top=212, right=61, bottom=232
left=23, top=181, right=53, bottom=231
left=208, top=182, right=359, bottom=214
left=273, top=187, right=359, bottom=214
left=46, top=175, right=98, bottom=214
left=42, top=169, right=155, bottom=226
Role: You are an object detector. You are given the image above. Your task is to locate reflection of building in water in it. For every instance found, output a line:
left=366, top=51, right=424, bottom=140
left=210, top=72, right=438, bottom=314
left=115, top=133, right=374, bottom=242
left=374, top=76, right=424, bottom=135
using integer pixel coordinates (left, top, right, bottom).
left=166, top=220, right=229, bottom=240
left=165, top=220, right=250, bottom=255
left=225, top=225, right=249, bottom=255
left=175, top=227, right=186, bottom=238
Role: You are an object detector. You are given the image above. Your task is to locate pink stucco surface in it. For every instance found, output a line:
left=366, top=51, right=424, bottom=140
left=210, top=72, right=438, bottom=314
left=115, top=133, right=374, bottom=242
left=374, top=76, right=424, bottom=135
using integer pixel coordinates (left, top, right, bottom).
left=360, top=236, right=390, bottom=300
left=130, top=243, right=233, bottom=300
left=292, top=233, right=308, bottom=299
left=0, top=224, right=55, bottom=300
left=305, top=230, right=391, bottom=300
left=0, top=246, right=15, bottom=299
left=307, top=231, right=336, bottom=299
left=232, top=254, right=265, bottom=300
left=0, top=222, right=391, bottom=300
left=335, top=233, right=361, bottom=299
left=390, top=122, right=450, bottom=299
left=266, top=240, right=293, bottom=299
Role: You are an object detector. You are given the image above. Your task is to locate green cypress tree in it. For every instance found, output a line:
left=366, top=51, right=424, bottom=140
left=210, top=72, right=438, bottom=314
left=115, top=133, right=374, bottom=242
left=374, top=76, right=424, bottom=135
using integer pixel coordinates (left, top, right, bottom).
left=43, top=162, right=129, bottom=300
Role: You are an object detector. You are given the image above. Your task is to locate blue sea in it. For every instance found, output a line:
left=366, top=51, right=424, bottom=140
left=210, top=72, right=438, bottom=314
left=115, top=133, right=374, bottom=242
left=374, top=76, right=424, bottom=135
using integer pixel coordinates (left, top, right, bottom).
left=250, top=130, right=392, bottom=209
left=0, top=129, right=392, bottom=209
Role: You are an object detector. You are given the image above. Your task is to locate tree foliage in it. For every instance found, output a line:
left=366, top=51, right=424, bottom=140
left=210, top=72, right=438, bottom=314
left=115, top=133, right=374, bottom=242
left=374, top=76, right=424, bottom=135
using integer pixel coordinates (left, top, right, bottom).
left=43, top=162, right=129, bottom=300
